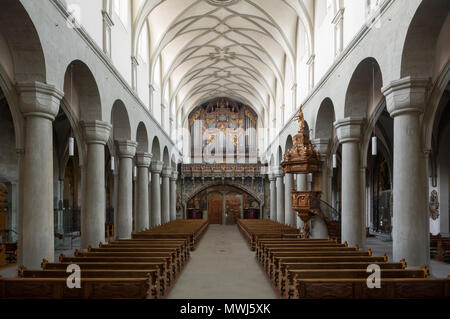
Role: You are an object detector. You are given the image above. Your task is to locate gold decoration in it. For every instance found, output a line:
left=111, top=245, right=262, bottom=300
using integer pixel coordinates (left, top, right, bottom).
left=281, top=105, right=321, bottom=174
left=280, top=105, right=322, bottom=238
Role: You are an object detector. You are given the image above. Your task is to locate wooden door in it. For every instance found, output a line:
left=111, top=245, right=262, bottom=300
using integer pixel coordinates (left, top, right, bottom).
left=208, top=194, right=222, bottom=224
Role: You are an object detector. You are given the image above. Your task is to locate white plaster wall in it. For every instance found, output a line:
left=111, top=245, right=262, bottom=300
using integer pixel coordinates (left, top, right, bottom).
left=111, top=8, right=132, bottom=86
left=65, top=0, right=103, bottom=49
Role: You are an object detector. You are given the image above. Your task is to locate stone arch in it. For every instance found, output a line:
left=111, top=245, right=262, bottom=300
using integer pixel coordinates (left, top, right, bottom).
left=315, top=98, right=336, bottom=139
left=285, top=135, right=293, bottom=153
left=171, top=154, right=177, bottom=170
left=151, top=136, right=161, bottom=161
left=277, top=145, right=283, bottom=166
left=344, top=57, right=383, bottom=118
left=0, top=0, right=46, bottom=83
left=162, top=146, right=170, bottom=166
left=183, top=181, right=263, bottom=207
left=64, top=60, right=102, bottom=121
left=401, top=0, right=450, bottom=79
left=111, top=100, right=131, bottom=140
left=136, top=122, right=149, bottom=153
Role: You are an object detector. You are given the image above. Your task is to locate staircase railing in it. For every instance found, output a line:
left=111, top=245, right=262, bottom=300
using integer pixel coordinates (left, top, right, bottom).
left=311, top=196, right=341, bottom=222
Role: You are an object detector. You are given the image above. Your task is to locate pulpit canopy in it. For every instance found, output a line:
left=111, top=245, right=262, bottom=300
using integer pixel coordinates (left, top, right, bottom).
left=281, top=106, right=321, bottom=174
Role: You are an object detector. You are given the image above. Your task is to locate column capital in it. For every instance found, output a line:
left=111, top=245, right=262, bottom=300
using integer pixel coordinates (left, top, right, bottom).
left=151, top=160, right=164, bottom=173
left=81, top=120, right=112, bottom=145
left=381, top=76, right=429, bottom=118
left=162, top=167, right=172, bottom=178
left=311, top=138, right=330, bottom=159
left=273, top=168, right=284, bottom=178
left=136, top=152, right=152, bottom=167
left=17, top=82, right=63, bottom=120
left=117, top=140, right=137, bottom=158
left=170, top=171, right=178, bottom=181
left=334, top=117, right=365, bottom=144
left=268, top=173, right=276, bottom=182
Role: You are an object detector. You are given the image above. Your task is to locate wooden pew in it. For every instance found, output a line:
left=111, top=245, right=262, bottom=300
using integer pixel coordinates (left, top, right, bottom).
left=59, top=254, right=176, bottom=286
left=0, top=276, right=153, bottom=299
left=41, top=260, right=168, bottom=297
left=291, top=278, right=450, bottom=299
left=19, top=267, right=161, bottom=299
left=277, top=260, right=406, bottom=295
left=284, top=267, right=429, bottom=298
left=436, top=238, right=450, bottom=262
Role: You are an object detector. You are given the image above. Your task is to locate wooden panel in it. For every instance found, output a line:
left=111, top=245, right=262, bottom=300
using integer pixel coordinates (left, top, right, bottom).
left=208, top=194, right=222, bottom=224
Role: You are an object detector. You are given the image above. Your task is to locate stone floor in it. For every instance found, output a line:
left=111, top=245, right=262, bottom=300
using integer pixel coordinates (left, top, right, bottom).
left=168, top=224, right=277, bottom=299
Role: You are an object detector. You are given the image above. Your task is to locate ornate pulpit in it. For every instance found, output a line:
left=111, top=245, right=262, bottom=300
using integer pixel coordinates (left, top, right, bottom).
left=281, top=106, right=321, bottom=238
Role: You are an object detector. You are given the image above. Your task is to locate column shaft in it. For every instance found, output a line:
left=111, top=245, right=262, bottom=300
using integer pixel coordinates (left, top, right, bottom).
left=82, top=143, right=106, bottom=247
left=276, top=170, right=285, bottom=224
left=151, top=161, right=163, bottom=226
left=136, top=153, right=151, bottom=232
left=18, top=83, right=62, bottom=269
left=170, top=172, right=178, bottom=221
left=392, top=114, right=428, bottom=267
left=269, top=175, right=276, bottom=221
left=382, top=77, right=429, bottom=268
left=284, top=173, right=294, bottom=226
left=161, top=168, right=171, bottom=224
left=116, top=140, right=137, bottom=238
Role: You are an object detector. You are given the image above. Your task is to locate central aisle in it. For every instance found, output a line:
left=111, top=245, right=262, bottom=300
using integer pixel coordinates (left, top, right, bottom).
left=168, top=224, right=277, bottom=299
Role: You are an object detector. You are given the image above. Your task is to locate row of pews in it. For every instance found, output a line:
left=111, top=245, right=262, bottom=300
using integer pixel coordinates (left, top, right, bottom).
left=240, top=220, right=450, bottom=299
left=430, top=234, right=450, bottom=263
left=0, top=219, right=209, bottom=299
left=237, top=219, right=301, bottom=250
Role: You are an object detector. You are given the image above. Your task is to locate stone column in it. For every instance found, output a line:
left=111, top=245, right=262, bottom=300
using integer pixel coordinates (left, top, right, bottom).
left=170, top=171, right=178, bottom=221
left=148, top=172, right=152, bottom=228
left=335, top=118, right=364, bottom=248
left=284, top=173, right=295, bottom=226
left=296, top=174, right=308, bottom=228
left=275, top=168, right=285, bottom=224
left=382, top=77, right=429, bottom=268
left=312, top=138, right=331, bottom=204
left=17, top=82, right=63, bottom=268
left=135, top=152, right=152, bottom=232
left=16, top=148, right=24, bottom=266
left=112, top=170, right=119, bottom=235
left=269, top=173, right=276, bottom=221
left=161, top=167, right=171, bottom=224
left=81, top=121, right=111, bottom=249
left=151, top=161, right=163, bottom=226
left=116, top=140, right=137, bottom=238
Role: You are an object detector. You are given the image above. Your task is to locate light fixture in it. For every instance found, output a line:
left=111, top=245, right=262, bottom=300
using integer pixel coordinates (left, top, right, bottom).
left=332, top=154, right=337, bottom=168
left=134, top=166, right=137, bottom=178
left=111, top=156, right=115, bottom=171
left=371, top=136, right=377, bottom=156
left=68, top=137, right=74, bottom=156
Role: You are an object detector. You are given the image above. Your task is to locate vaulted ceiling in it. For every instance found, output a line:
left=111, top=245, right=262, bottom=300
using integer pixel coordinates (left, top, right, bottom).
left=134, top=0, right=313, bottom=126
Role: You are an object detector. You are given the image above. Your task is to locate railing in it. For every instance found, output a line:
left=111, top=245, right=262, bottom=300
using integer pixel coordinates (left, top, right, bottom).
left=311, top=196, right=341, bottom=222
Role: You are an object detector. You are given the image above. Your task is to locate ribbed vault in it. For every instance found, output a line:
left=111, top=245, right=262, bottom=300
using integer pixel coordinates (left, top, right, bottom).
left=133, top=0, right=312, bottom=131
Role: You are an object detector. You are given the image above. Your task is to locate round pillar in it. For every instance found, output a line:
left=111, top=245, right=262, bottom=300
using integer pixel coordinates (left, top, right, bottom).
left=116, top=140, right=137, bottom=238
left=151, top=161, right=163, bottom=226
left=17, top=82, right=63, bottom=268
left=335, top=117, right=365, bottom=248
left=383, top=77, right=429, bottom=268
left=161, top=167, right=171, bottom=224
left=81, top=120, right=111, bottom=249
left=135, top=152, right=152, bottom=232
